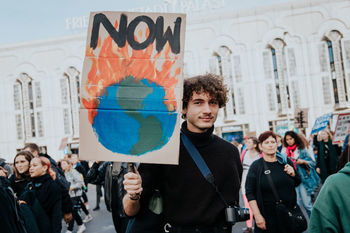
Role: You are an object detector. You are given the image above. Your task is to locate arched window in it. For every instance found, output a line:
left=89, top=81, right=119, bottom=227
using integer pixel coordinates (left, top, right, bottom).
left=13, top=73, right=44, bottom=140
left=210, top=46, right=245, bottom=118
left=319, top=30, right=349, bottom=108
left=263, top=38, right=299, bottom=114
left=61, top=67, right=80, bottom=137
left=13, top=81, right=23, bottom=140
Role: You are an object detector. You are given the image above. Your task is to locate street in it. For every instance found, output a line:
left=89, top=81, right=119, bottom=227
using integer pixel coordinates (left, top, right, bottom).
left=62, top=184, right=115, bottom=233
left=63, top=184, right=247, bottom=233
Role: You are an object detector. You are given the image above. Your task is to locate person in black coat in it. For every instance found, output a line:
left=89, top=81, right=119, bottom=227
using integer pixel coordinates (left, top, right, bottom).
left=9, top=151, right=34, bottom=197
left=23, top=143, right=73, bottom=223
left=20, top=157, right=62, bottom=233
left=245, top=131, right=301, bottom=233
left=0, top=167, right=26, bottom=233
left=86, top=161, right=129, bottom=233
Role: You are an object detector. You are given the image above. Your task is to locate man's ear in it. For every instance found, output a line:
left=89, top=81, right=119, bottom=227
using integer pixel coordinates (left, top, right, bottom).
left=258, top=144, right=263, bottom=151
left=181, top=108, right=187, bottom=119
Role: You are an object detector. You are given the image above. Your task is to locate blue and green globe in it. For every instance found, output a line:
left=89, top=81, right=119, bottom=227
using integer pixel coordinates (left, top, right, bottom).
left=91, top=76, right=177, bottom=155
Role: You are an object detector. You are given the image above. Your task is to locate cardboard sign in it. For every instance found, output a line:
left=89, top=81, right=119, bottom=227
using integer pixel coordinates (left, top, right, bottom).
left=333, top=113, right=350, bottom=143
left=310, top=113, right=332, bottom=135
left=79, top=12, right=186, bottom=164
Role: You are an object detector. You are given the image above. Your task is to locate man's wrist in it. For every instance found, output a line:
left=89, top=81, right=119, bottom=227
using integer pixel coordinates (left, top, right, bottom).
left=129, top=193, right=141, bottom=201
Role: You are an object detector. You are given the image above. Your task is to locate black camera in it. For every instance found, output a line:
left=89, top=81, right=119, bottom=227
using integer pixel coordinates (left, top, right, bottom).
left=225, top=206, right=250, bottom=225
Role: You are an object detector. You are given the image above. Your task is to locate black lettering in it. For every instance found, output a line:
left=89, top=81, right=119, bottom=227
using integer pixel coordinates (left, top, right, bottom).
left=155, top=17, right=182, bottom=54
left=127, top=16, right=156, bottom=50
left=90, top=13, right=182, bottom=53
left=90, top=13, right=127, bottom=49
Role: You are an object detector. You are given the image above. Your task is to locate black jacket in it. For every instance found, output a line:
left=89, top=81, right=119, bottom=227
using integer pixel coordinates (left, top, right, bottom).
left=20, top=174, right=62, bottom=233
left=74, top=162, right=88, bottom=186
left=245, top=158, right=301, bottom=218
left=87, top=162, right=128, bottom=233
left=9, top=175, right=31, bottom=198
left=0, top=177, right=26, bottom=233
left=39, top=153, right=72, bottom=214
left=86, top=162, right=109, bottom=186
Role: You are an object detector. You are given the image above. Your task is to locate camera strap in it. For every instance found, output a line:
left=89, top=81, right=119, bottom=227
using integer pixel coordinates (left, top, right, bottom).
left=180, top=132, right=230, bottom=208
left=262, top=159, right=282, bottom=203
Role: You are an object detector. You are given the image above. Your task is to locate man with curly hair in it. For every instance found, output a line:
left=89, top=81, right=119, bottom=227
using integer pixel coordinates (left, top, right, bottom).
left=123, top=74, right=243, bottom=233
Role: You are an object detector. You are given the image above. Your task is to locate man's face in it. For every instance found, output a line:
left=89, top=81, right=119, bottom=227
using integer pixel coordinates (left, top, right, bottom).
left=24, top=147, right=39, bottom=157
left=182, top=91, right=219, bottom=133
left=71, top=155, right=78, bottom=165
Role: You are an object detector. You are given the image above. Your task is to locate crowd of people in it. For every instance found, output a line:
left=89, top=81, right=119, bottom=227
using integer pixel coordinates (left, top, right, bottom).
left=0, top=143, right=100, bottom=233
left=0, top=73, right=350, bottom=233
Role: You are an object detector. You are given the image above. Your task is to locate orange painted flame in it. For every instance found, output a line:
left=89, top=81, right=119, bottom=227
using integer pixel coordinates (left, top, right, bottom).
left=83, top=18, right=181, bottom=124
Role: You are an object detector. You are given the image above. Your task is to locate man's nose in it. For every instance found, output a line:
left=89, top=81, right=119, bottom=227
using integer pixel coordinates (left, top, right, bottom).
left=202, top=102, right=211, bottom=113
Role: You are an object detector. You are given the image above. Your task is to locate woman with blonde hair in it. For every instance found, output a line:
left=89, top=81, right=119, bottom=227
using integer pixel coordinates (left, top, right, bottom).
left=316, top=130, right=340, bottom=183
left=60, top=158, right=88, bottom=233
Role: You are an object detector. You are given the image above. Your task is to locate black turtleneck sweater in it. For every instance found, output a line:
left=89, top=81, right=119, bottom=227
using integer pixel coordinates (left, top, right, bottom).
left=138, top=122, right=242, bottom=227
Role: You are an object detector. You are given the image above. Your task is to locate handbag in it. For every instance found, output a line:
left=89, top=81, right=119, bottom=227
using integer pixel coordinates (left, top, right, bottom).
left=263, top=160, right=307, bottom=233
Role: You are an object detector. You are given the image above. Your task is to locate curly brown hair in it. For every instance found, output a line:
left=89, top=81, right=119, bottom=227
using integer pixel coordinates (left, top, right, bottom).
left=182, top=73, right=228, bottom=110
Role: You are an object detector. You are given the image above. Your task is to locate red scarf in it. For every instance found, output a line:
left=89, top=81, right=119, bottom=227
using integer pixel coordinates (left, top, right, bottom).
left=286, top=144, right=297, bottom=169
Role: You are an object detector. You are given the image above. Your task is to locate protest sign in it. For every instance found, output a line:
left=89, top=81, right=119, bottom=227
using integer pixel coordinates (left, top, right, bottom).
left=79, top=12, right=186, bottom=164
left=333, top=113, right=350, bottom=143
left=310, top=113, right=332, bottom=135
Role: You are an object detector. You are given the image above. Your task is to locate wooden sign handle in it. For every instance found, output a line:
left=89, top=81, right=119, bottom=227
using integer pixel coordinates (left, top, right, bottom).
left=127, top=162, right=135, bottom=173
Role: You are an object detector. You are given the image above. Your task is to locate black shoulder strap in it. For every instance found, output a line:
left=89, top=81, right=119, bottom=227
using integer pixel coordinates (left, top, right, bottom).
left=181, top=132, right=230, bottom=207
left=262, top=160, right=281, bottom=203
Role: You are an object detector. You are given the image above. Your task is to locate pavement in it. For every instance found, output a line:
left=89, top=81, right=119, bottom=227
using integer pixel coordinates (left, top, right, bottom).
left=62, top=184, right=115, bottom=233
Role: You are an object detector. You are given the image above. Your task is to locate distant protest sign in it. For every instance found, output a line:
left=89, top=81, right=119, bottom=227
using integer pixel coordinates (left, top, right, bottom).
left=79, top=12, right=186, bottom=164
left=310, top=113, right=332, bottom=135
left=333, top=113, right=350, bottom=143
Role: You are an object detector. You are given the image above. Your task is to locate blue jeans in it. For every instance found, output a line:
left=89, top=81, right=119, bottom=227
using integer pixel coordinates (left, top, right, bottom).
left=296, top=184, right=312, bottom=217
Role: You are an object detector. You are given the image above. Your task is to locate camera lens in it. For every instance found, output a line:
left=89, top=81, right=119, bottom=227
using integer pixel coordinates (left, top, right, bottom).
left=237, top=207, right=250, bottom=222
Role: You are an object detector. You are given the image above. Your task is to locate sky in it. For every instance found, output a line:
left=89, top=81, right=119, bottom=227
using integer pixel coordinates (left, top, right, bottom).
left=0, top=0, right=293, bottom=45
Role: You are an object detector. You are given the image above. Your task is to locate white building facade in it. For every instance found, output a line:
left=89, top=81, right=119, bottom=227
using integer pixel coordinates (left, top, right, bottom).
left=1, top=0, right=350, bottom=161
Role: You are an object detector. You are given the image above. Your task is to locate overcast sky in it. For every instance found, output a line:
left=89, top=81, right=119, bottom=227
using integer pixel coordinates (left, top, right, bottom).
left=0, top=0, right=293, bottom=45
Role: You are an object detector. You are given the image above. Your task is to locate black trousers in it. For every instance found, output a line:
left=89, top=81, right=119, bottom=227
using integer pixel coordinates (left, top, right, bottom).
left=81, top=191, right=88, bottom=203
left=68, top=197, right=84, bottom=231
left=95, top=184, right=103, bottom=208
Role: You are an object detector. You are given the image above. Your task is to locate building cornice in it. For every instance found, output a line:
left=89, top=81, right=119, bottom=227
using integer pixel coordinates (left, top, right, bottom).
left=0, top=33, right=86, bottom=51
left=187, top=0, right=347, bottom=25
